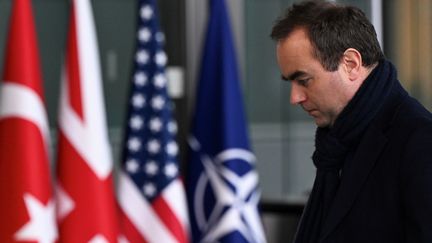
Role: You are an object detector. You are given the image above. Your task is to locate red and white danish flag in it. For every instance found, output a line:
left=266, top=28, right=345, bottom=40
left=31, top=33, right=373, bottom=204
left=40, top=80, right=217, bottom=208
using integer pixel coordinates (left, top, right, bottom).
left=55, top=0, right=119, bottom=242
left=0, top=0, right=58, bottom=242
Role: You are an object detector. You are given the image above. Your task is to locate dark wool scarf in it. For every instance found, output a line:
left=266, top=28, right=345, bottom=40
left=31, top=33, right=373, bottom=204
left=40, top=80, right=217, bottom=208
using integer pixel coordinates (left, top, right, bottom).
left=294, top=60, right=396, bottom=243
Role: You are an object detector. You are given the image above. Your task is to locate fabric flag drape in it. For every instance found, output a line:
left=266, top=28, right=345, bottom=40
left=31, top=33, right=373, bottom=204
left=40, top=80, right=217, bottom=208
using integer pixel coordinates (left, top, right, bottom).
left=185, top=0, right=267, bottom=242
left=55, top=0, right=119, bottom=242
left=0, top=0, right=58, bottom=242
left=117, top=0, right=190, bottom=242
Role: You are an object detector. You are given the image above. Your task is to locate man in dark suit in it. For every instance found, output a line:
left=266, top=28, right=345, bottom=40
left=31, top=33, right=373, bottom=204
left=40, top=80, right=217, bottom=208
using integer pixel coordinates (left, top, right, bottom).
left=271, top=1, right=432, bottom=242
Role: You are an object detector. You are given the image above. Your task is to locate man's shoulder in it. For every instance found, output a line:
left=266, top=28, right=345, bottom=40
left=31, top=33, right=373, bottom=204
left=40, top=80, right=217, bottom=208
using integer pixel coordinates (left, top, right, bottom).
left=386, top=96, right=432, bottom=140
left=396, top=96, right=432, bottom=126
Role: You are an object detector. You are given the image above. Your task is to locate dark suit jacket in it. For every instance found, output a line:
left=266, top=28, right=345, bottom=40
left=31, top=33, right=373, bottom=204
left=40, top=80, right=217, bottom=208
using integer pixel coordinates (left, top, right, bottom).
left=321, top=81, right=432, bottom=243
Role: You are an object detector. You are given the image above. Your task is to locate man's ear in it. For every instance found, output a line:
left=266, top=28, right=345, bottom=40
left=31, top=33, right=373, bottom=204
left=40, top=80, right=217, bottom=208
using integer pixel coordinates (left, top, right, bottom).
left=341, top=48, right=362, bottom=81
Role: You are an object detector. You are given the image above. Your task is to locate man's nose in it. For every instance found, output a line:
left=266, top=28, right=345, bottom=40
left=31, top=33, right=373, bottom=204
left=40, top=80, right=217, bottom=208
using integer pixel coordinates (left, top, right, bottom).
left=290, top=83, right=306, bottom=105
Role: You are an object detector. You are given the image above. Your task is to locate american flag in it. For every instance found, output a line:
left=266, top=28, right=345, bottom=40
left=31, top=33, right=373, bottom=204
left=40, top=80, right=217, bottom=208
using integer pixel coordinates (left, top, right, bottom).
left=117, top=0, right=189, bottom=242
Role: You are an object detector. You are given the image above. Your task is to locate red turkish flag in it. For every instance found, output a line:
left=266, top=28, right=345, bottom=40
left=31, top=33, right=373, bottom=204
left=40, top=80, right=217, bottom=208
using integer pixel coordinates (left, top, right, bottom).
left=0, top=0, right=58, bottom=242
left=55, top=0, right=119, bottom=242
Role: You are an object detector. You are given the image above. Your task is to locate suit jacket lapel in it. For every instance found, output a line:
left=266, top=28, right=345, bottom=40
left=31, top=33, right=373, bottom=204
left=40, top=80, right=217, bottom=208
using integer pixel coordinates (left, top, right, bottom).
left=320, top=124, right=388, bottom=239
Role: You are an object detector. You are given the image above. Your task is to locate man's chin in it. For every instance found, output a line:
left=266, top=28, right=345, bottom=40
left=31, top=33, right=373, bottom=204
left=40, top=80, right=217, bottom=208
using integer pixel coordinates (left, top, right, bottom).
left=314, top=118, right=331, bottom=128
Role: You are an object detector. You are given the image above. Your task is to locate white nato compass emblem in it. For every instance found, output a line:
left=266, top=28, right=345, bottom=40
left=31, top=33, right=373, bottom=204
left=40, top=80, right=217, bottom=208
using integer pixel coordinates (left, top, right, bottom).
left=189, top=136, right=266, bottom=243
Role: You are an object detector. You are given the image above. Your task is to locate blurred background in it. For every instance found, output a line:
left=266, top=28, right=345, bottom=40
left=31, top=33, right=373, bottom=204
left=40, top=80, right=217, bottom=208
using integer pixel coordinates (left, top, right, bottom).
left=1, top=0, right=431, bottom=242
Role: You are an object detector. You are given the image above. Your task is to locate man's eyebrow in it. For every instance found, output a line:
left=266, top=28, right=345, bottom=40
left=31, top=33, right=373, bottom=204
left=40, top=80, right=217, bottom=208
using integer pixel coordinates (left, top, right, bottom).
left=281, top=70, right=308, bottom=81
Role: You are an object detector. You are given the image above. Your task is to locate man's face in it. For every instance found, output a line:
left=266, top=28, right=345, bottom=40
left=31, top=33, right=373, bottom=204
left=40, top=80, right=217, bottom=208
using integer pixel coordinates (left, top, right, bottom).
left=276, top=28, right=352, bottom=127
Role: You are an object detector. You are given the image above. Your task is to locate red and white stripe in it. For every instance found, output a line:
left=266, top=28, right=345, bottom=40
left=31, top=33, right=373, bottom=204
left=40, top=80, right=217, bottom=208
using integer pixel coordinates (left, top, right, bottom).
left=56, top=0, right=119, bottom=242
left=0, top=0, right=57, bottom=242
left=118, top=172, right=190, bottom=243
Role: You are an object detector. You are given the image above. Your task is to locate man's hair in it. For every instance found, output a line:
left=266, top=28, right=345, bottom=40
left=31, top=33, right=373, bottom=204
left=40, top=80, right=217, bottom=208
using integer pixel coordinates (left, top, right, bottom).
left=270, top=0, right=384, bottom=71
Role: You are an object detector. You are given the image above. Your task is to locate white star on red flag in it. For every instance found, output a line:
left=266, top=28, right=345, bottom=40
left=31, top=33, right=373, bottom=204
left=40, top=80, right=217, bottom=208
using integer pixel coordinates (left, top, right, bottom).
left=14, top=194, right=57, bottom=243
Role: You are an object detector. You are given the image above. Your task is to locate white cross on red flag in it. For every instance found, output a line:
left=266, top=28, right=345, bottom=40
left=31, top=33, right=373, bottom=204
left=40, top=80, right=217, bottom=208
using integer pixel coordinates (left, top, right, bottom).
left=55, top=0, right=120, bottom=242
left=0, top=0, right=58, bottom=242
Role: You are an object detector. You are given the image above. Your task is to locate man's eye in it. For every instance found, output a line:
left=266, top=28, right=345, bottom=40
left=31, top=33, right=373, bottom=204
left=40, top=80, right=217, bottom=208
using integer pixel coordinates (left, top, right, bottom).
left=298, top=78, right=311, bottom=86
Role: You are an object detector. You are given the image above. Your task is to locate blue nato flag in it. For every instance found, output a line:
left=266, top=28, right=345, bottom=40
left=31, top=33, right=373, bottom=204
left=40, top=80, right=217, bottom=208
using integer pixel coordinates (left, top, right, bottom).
left=185, top=0, right=267, bottom=242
